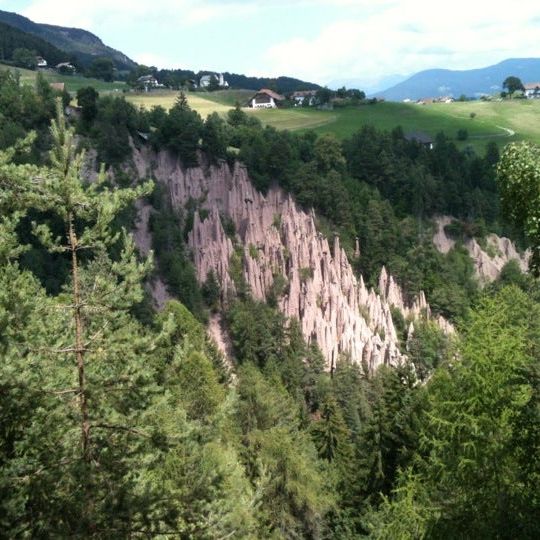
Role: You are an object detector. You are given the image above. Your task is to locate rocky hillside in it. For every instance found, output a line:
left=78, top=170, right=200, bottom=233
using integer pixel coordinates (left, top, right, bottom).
left=131, top=147, right=453, bottom=371
left=433, top=216, right=529, bottom=284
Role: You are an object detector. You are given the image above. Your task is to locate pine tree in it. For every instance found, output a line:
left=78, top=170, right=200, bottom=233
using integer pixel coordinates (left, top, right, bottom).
left=0, top=103, right=168, bottom=535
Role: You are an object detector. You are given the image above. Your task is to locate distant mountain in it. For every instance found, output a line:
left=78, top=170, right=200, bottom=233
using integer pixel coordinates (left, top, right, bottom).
left=328, top=73, right=408, bottom=95
left=0, top=21, right=67, bottom=66
left=378, top=58, right=540, bottom=101
left=0, top=9, right=137, bottom=71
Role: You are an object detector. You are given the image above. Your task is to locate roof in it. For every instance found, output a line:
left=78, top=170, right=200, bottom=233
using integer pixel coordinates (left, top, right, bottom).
left=524, top=82, right=540, bottom=90
left=252, top=88, right=285, bottom=101
left=405, top=131, right=433, bottom=144
left=200, top=73, right=221, bottom=81
left=292, top=90, right=317, bottom=97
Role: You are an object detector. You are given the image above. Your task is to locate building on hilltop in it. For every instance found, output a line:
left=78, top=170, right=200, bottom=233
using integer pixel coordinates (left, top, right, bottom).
left=247, top=88, right=285, bottom=109
left=199, top=73, right=229, bottom=89
left=524, top=82, right=540, bottom=99
left=136, top=75, right=161, bottom=92
left=56, top=62, right=75, bottom=74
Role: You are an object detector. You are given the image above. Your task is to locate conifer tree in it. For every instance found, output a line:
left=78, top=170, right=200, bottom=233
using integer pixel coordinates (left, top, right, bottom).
left=0, top=103, right=164, bottom=535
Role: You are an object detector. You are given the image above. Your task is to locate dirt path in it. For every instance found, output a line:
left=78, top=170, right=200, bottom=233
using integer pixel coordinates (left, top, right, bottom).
left=496, top=125, right=516, bottom=137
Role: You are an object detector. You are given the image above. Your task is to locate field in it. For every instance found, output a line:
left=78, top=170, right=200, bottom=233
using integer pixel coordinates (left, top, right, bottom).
left=125, top=89, right=255, bottom=116
left=245, top=100, right=540, bottom=152
left=125, top=90, right=234, bottom=116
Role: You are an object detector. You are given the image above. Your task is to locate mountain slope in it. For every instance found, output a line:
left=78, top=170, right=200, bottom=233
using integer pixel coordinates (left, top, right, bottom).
left=378, top=58, right=540, bottom=101
left=0, top=9, right=137, bottom=71
left=0, top=21, right=67, bottom=66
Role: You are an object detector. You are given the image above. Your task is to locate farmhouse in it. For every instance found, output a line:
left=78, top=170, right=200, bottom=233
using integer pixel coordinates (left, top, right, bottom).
left=291, top=90, right=317, bottom=106
left=199, top=73, right=229, bottom=89
left=248, top=88, right=285, bottom=109
left=405, top=131, right=434, bottom=150
left=56, top=62, right=75, bottom=73
left=137, top=75, right=161, bottom=91
left=524, top=82, right=540, bottom=99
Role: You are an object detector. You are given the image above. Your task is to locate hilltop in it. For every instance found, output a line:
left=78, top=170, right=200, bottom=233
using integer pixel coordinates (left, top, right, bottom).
left=378, top=58, right=540, bottom=101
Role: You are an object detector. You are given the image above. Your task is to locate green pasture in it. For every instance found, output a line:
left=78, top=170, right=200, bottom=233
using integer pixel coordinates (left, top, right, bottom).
left=0, top=63, right=127, bottom=93
left=246, top=100, right=540, bottom=151
left=4, top=61, right=539, bottom=151
left=127, top=91, right=540, bottom=151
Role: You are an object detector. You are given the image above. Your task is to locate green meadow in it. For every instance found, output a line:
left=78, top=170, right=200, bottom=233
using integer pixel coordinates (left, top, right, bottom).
left=246, top=100, right=540, bottom=151
left=0, top=63, right=127, bottom=93
left=5, top=61, right=539, bottom=151
left=127, top=89, right=540, bottom=151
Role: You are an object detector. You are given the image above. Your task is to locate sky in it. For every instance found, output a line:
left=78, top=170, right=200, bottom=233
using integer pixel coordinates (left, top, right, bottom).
left=2, top=0, right=540, bottom=90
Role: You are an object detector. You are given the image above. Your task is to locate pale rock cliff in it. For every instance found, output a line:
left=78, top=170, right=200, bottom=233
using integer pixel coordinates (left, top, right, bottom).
left=132, top=148, right=451, bottom=370
left=433, top=216, right=529, bottom=284
left=132, top=199, right=173, bottom=310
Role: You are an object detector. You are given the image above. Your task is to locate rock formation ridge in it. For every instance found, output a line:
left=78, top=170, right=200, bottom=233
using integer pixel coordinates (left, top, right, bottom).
left=433, top=216, right=529, bottom=284
left=133, top=148, right=452, bottom=371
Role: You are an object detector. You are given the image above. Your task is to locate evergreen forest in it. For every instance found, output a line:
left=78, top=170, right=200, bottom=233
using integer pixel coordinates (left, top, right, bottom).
left=1, top=70, right=539, bottom=539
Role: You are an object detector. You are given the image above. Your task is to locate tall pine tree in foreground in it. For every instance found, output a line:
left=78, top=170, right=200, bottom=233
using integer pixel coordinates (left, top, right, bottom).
left=0, top=103, right=166, bottom=535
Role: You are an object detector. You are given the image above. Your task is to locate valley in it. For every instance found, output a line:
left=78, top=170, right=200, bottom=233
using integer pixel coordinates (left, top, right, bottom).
left=1, top=5, right=539, bottom=539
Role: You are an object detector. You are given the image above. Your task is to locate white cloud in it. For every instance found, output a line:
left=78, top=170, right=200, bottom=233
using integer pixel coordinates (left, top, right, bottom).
left=16, top=0, right=540, bottom=82
left=20, top=0, right=233, bottom=28
left=263, top=0, right=540, bottom=85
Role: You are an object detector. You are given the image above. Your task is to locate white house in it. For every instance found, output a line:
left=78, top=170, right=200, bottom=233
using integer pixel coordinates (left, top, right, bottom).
left=56, top=62, right=75, bottom=73
left=291, top=90, right=317, bottom=106
left=248, top=88, right=285, bottom=109
left=524, top=82, right=540, bottom=99
left=36, top=56, right=47, bottom=68
left=200, top=73, right=229, bottom=88
left=137, top=75, right=161, bottom=91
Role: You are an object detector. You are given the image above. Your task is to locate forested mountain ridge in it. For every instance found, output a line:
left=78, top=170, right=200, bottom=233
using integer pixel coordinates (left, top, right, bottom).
left=0, top=9, right=322, bottom=91
left=0, top=9, right=137, bottom=70
left=1, top=70, right=539, bottom=538
left=0, top=21, right=68, bottom=66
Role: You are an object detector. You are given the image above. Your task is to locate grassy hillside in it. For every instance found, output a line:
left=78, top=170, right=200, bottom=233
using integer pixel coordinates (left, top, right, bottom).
left=0, top=63, right=127, bottom=92
left=247, top=100, right=540, bottom=152
left=125, top=91, right=232, bottom=116
left=24, top=77, right=534, bottom=152
left=198, top=89, right=255, bottom=106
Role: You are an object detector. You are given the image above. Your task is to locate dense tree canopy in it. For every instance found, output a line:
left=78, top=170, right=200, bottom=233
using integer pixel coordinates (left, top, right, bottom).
left=497, top=141, right=540, bottom=275
left=1, top=78, right=538, bottom=539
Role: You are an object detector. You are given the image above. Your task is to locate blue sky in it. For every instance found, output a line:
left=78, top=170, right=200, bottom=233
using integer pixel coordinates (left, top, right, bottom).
left=2, top=0, right=540, bottom=89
